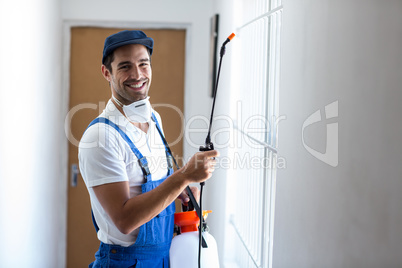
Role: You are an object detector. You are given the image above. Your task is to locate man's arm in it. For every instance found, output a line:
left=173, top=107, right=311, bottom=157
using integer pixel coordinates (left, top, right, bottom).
left=92, top=150, right=219, bottom=234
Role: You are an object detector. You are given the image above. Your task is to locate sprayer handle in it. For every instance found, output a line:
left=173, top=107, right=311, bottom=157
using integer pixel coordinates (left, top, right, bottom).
left=199, top=142, right=214, bottom=152
left=182, top=185, right=197, bottom=212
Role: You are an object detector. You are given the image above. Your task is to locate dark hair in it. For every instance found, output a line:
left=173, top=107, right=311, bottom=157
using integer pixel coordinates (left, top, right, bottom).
left=103, top=52, right=115, bottom=73
left=103, top=47, right=152, bottom=74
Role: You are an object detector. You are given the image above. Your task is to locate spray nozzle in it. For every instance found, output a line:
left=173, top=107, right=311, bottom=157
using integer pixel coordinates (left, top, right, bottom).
left=228, top=32, right=236, bottom=41
left=222, top=33, right=236, bottom=46
left=221, top=33, right=236, bottom=56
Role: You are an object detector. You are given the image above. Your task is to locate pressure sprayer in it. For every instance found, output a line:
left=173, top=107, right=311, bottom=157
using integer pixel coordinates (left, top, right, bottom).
left=169, top=33, right=235, bottom=268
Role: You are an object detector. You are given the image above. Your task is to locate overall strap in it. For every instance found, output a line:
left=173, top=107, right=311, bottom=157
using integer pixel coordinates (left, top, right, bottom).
left=151, top=113, right=175, bottom=173
left=87, top=117, right=152, bottom=182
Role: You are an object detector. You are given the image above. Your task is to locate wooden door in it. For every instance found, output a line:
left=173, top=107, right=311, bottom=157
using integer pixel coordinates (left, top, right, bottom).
left=66, top=27, right=185, bottom=267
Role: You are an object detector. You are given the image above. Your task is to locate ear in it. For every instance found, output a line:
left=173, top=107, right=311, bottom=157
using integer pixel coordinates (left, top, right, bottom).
left=101, top=65, right=111, bottom=82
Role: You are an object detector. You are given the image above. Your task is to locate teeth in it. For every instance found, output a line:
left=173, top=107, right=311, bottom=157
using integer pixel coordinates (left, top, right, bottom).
left=130, top=83, right=142, bottom=88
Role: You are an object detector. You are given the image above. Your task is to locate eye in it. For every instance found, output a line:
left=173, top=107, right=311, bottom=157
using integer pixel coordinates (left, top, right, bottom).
left=119, top=65, right=129, bottom=70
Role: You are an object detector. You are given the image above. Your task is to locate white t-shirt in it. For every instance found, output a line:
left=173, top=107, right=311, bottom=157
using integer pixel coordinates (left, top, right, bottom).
left=78, top=100, right=170, bottom=246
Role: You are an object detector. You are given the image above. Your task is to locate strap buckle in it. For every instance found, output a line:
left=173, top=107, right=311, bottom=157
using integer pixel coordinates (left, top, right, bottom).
left=138, top=157, right=151, bottom=180
left=166, top=154, right=174, bottom=170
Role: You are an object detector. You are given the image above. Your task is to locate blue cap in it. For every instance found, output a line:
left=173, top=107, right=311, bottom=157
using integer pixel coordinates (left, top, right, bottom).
left=102, top=30, right=154, bottom=64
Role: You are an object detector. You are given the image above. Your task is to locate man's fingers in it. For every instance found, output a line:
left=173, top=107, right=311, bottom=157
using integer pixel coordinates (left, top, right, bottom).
left=189, top=186, right=200, bottom=201
left=178, top=192, right=190, bottom=203
left=180, top=150, right=220, bottom=183
left=203, top=150, right=219, bottom=158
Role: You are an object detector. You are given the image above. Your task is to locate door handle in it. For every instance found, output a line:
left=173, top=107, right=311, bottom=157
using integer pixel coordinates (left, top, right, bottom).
left=71, top=164, right=80, bottom=187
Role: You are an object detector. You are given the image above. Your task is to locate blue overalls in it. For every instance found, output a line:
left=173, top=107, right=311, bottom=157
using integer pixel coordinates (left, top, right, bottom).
left=87, top=113, right=175, bottom=268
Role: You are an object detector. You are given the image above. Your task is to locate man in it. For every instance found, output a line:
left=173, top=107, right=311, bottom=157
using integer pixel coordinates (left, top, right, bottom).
left=79, top=30, right=218, bottom=267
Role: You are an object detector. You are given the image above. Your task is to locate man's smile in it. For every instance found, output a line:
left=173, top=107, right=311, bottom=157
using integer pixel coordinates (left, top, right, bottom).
left=125, top=80, right=147, bottom=90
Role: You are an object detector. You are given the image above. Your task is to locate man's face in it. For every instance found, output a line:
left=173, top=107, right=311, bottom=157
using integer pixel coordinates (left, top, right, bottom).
left=103, top=44, right=152, bottom=104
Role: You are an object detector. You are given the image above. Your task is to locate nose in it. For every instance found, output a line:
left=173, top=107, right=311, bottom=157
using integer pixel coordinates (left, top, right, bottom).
left=130, top=66, right=143, bottom=80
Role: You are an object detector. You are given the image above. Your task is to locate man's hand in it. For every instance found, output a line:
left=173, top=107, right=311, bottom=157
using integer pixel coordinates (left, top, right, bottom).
left=178, top=186, right=200, bottom=206
left=179, top=150, right=219, bottom=184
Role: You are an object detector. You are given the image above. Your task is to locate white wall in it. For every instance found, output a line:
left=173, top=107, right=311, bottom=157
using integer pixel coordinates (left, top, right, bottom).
left=274, top=0, right=402, bottom=267
left=0, top=0, right=63, bottom=267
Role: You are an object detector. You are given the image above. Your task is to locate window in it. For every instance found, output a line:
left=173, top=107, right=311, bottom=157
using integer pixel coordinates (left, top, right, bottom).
left=227, top=1, right=283, bottom=267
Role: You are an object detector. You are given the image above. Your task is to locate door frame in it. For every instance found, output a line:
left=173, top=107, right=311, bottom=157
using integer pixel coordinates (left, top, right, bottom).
left=60, top=20, right=191, bottom=267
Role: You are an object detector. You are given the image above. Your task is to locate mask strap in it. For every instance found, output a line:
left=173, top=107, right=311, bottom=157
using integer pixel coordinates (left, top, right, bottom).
left=111, top=95, right=124, bottom=107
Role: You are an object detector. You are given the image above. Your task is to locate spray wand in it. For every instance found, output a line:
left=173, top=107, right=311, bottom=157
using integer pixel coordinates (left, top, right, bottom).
left=197, top=32, right=235, bottom=268
left=200, top=32, right=236, bottom=153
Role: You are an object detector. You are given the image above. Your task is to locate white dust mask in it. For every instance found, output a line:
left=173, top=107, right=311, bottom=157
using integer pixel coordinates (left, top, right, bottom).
left=113, top=96, right=152, bottom=123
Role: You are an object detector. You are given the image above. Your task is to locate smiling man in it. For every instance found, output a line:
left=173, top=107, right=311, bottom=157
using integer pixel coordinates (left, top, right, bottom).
left=78, top=30, right=219, bottom=267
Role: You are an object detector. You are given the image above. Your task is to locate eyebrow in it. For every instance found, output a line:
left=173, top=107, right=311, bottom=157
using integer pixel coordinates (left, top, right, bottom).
left=116, top=61, right=131, bottom=68
left=117, top=58, right=150, bottom=68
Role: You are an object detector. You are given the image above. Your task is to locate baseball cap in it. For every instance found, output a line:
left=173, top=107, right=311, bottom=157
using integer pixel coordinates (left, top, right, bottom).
left=102, top=30, right=154, bottom=64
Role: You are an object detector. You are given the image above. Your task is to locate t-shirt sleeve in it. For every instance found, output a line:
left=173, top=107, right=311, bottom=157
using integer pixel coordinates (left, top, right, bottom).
left=78, top=123, right=128, bottom=188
